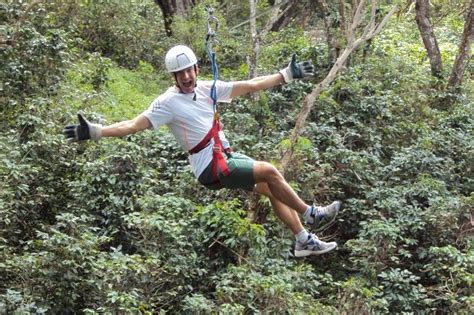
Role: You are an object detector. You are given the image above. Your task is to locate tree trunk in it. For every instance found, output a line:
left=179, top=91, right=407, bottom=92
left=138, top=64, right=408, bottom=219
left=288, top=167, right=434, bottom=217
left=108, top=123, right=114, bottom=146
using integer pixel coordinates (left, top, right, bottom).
left=249, top=0, right=260, bottom=79
left=154, top=0, right=195, bottom=36
left=338, top=0, right=348, bottom=39
left=269, top=0, right=299, bottom=31
left=312, top=0, right=339, bottom=63
left=415, top=0, right=443, bottom=77
left=448, top=1, right=473, bottom=88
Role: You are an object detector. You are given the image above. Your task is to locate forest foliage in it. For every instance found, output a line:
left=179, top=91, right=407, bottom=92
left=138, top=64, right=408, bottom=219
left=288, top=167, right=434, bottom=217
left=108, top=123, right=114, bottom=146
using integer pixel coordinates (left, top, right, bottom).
left=0, top=0, right=473, bottom=313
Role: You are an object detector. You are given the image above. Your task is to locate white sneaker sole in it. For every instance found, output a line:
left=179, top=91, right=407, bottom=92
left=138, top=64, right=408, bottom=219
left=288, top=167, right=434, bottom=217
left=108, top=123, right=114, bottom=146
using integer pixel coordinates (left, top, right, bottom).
left=294, top=242, right=337, bottom=258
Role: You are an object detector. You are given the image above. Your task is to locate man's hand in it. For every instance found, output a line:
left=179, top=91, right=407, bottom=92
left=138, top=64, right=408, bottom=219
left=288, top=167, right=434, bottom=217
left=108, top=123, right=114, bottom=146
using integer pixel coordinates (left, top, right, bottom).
left=279, top=54, right=314, bottom=83
left=62, top=113, right=103, bottom=141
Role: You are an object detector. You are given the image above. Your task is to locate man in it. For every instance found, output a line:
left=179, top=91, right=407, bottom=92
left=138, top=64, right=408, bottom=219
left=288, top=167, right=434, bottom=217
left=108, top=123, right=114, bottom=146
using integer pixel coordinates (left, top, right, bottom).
left=63, top=45, right=341, bottom=257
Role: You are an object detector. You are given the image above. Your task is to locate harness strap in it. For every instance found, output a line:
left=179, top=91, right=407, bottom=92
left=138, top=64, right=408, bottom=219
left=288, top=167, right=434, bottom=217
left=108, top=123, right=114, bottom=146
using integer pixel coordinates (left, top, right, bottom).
left=189, top=113, right=231, bottom=184
left=211, top=114, right=231, bottom=178
left=188, top=127, right=213, bottom=155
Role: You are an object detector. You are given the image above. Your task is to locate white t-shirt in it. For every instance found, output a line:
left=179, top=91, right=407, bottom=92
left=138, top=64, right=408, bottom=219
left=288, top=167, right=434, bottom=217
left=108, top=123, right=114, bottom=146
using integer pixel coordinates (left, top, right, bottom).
left=142, top=80, right=234, bottom=178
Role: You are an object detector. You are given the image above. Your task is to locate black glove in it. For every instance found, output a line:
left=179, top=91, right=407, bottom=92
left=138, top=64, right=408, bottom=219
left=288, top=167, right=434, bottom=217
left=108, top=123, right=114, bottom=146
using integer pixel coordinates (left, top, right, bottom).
left=62, top=113, right=102, bottom=141
left=279, top=54, right=314, bottom=83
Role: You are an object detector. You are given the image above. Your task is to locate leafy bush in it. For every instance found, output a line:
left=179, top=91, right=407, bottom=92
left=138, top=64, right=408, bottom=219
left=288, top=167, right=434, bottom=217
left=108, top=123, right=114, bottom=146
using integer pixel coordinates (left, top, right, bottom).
left=1, top=2, right=71, bottom=125
left=377, top=268, right=432, bottom=312
left=212, top=264, right=336, bottom=314
left=46, top=1, right=167, bottom=69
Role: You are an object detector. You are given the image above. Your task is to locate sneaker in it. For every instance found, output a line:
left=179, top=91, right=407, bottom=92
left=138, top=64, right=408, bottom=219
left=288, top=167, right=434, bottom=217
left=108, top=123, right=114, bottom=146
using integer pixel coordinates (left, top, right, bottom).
left=294, top=234, right=337, bottom=257
left=305, top=201, right=341, bottom=229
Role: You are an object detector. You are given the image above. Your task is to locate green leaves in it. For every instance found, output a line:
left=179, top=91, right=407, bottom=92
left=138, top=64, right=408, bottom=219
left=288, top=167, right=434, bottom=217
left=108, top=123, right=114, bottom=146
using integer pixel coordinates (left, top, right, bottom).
left=377, top=268, right=433, bottom=312
left=196, top=199, right=266, bottom=262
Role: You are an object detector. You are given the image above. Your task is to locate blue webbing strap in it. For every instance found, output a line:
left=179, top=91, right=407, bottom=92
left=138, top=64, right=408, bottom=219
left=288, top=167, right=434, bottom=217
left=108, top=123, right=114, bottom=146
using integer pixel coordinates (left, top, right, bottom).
left=205, top=7, right=219, bottom=109
left=207, top=49, right=218, bottom=107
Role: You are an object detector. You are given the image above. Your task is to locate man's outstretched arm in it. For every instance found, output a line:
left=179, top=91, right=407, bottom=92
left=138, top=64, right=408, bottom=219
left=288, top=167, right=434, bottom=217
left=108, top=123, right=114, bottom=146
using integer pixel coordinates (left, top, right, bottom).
left=230, top=54, right=314, bottom=98
left=101, top=114, right=151, bottom=138
left=63, top=113, right=152, bottom=141
left=230, top=73, right=284, bottom=98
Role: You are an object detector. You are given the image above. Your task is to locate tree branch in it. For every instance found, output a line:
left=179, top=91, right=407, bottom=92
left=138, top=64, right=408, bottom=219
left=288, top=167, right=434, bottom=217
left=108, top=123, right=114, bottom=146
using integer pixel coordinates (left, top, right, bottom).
left=280, top=2, right=398, bottom=175
left=447, top=0, right=473, bottom=88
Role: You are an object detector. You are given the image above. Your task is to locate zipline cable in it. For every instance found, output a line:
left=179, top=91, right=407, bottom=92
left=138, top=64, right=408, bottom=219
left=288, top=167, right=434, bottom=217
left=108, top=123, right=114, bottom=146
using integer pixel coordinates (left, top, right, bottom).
left=229, top=0, right=290, bottom=31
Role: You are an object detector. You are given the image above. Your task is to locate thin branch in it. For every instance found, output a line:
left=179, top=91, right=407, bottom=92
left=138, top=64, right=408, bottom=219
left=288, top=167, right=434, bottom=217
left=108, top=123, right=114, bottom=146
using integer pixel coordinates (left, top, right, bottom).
left=210, top=238, right=252, bottom=266
left=230, top=0, right=290, bottom=31
left=370, top=5, right=398, bottom=39
left=281, top=2, right=398, bottom=174
left=348, top=0, right=366, bottom=45
left=261, top=0, right=290, bottom=38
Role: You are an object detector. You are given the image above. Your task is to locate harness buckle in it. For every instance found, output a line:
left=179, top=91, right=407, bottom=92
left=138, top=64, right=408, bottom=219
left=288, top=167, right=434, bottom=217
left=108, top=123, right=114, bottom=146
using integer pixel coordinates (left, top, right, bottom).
left=212, top=144, right=222, bottom=153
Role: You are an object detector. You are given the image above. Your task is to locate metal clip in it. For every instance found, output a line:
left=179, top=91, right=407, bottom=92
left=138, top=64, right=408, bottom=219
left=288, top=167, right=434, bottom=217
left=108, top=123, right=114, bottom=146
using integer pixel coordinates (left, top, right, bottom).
left=206, top=7, right=219, bottom=45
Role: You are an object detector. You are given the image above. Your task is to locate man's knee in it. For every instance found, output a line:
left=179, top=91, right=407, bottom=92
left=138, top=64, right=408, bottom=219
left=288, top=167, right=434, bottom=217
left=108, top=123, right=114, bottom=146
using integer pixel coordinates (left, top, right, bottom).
left=254, top=161, right=283, bottom=182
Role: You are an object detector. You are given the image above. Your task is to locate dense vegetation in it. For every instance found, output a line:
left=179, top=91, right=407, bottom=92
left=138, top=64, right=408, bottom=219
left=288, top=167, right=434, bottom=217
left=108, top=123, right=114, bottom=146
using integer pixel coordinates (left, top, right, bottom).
left=1, top=1, right=472, bottom=313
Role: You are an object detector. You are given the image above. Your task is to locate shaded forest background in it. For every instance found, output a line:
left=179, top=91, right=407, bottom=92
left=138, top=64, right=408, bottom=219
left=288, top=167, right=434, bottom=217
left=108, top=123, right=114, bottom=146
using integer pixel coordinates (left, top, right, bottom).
left=1, top=0, right=472, bottom=313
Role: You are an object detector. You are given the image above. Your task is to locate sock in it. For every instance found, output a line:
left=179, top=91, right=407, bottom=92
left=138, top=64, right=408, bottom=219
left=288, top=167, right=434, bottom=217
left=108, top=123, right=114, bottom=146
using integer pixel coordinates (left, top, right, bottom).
left=295, top=229, right=310, bottom=244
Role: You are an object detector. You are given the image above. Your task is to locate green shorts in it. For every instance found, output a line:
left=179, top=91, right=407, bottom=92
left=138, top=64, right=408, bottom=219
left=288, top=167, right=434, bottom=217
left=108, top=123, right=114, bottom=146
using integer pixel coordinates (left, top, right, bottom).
left=197, top=152, right=256, bottom=191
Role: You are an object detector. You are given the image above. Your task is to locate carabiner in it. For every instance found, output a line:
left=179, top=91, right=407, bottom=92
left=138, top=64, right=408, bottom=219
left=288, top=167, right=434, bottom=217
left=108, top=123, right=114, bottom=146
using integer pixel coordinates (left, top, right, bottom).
left=207, top=16, right=219, bottom=37
left=206, top=6, right=219, bottom=43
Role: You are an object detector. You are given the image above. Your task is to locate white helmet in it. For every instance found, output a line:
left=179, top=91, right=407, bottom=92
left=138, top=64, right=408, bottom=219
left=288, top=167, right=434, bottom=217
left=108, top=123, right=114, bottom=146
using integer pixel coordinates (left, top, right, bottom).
left=165, top=45, right=198, bottom=73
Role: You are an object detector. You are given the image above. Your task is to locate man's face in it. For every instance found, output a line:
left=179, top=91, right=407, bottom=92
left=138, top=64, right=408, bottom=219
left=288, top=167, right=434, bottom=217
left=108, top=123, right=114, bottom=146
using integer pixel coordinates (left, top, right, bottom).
left=174, top=65, right=198, bottom=94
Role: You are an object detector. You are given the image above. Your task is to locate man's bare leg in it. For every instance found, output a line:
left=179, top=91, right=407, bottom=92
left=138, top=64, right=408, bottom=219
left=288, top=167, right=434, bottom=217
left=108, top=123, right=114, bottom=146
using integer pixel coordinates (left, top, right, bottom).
left=253, top=161, right=308, bottom=214
left=252, top=161, right=341, bottom=229
left=254, top=182, right=304, bottom=234
left=254, top=182, right=338, bottom=257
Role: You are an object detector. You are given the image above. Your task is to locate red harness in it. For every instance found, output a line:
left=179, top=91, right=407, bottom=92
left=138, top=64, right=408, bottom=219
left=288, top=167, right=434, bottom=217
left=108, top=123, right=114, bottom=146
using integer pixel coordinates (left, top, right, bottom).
left=188, top=112, right=231, bottom=184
